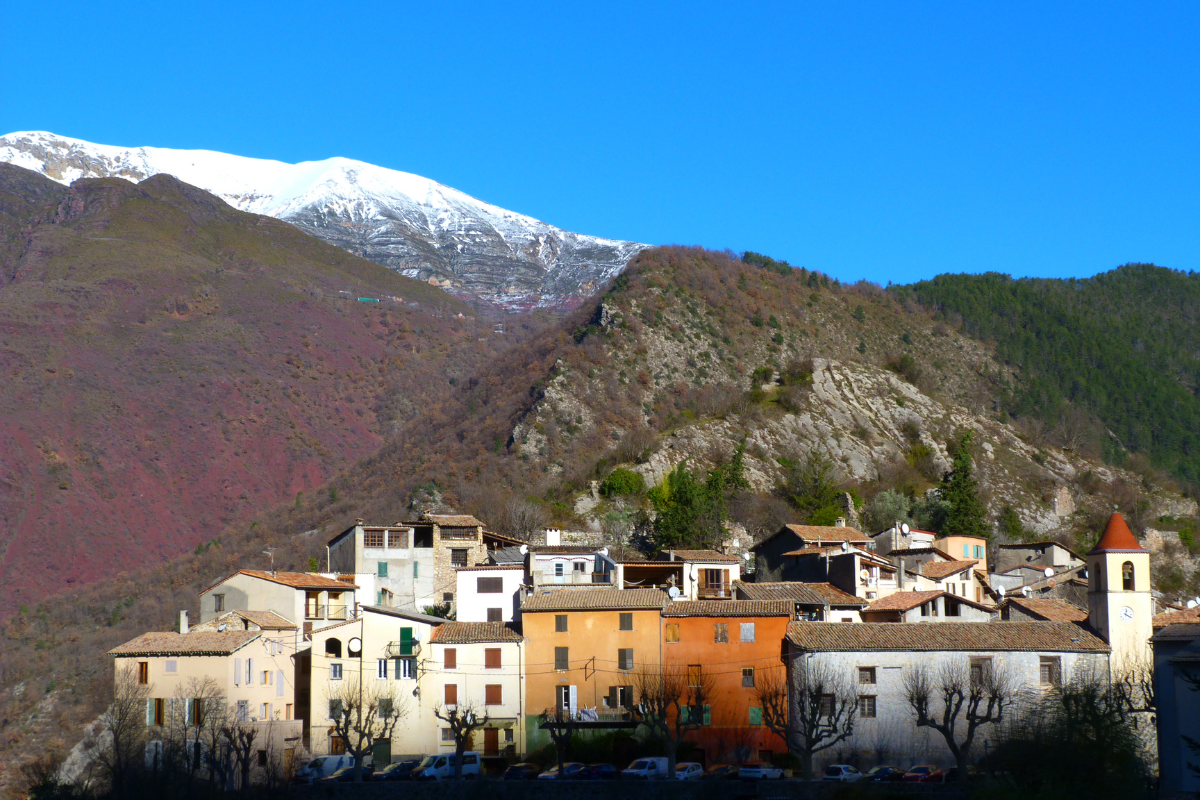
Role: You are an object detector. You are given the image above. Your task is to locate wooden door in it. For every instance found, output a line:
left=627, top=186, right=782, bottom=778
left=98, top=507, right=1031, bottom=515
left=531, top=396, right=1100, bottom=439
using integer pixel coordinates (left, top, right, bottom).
left=484, top=728, right=499, bottom=757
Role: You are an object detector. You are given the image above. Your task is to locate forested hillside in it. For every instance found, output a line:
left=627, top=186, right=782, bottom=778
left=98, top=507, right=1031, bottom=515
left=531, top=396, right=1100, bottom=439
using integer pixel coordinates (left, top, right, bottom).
left=896, top=265, right=1200, bottom=484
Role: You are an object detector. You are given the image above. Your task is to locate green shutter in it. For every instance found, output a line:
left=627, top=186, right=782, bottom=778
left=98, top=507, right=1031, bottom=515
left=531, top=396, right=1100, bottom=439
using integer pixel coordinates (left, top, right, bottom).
left=378, top=562, right=388, bottom=578
left=413, top=562, right=419, bottom=579
left=400, top=627, right=414, bottom=656
left=749, top=706, right=762, bottom=726
left=703, top=705, right=711, bottom=726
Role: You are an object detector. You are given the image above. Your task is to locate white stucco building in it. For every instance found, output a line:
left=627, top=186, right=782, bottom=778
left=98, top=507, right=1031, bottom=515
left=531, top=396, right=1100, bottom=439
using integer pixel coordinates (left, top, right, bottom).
left=455, top=565, right=526, bottom=622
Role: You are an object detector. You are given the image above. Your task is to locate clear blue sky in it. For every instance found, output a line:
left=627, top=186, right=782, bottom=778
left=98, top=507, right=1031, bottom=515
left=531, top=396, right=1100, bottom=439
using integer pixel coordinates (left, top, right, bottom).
left=3, top=1, right=1198, bottom=285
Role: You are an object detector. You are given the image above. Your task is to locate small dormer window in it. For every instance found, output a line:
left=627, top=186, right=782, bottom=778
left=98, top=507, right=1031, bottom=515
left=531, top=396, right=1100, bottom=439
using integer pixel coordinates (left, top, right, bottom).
left=1122, top=561, right=1135, bottom=591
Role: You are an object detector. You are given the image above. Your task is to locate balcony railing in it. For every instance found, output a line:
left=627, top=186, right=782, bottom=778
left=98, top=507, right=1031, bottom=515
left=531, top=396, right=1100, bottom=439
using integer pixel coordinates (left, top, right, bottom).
left=541, top=707, right=632, bottom=723
left=537, top=571, right=612, bottom=586
left=305, top=604, right=348, bottom=621
left=698, top=584, right=731, bottom=599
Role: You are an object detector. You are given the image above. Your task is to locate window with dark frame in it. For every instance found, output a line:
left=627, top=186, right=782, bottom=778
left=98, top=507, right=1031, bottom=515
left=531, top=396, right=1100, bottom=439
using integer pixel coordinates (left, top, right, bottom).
left=451, top=549, right=469, bottom=567
left=485, top=684, right=502, bottom=705
left=213, top=594, right=224, bottom=612
left=859, top=667, right=876, bottom=684
left=619, top=613, right=633, bottom=631
left=485, top=648, right=502, bottom=669
left=444, top=684, right=458, bottom=705
left=445, top=648, right=458, bottom=669
left=970, top=657, right=992, bottom=687
left=714, top=623, right=728, bottom=643
left=742, top=667, right=755, bottom=687
left=858, top=695, right=877, bottom=718
left=555, top=614, right=568, bottom=632
left=388, top=529, right=408, bottom=548
left=1039, top=656, right=1061, bottom=686
left=487, top=608, right=503, bottom=622
left=364, top=531, right=384, bottom=548
left=618, top=648, right=634, bottom=671
left=555, top=647, right=569, bottom=671
left=477, top=577, right=503, bottom=593
left=137, top=662, right=149, bottom=685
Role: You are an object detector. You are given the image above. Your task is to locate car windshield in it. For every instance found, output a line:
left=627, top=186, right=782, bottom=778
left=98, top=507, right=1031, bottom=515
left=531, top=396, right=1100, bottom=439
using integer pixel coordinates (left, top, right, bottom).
left=825, top=767, right=842, bottom=775
left=306, top=758, right=324, bottom=768
left=417, top=756, right=438, bottom=769
left=630, top=761, right=649, bottom=769
left=911, top=767, right=929, bottom=774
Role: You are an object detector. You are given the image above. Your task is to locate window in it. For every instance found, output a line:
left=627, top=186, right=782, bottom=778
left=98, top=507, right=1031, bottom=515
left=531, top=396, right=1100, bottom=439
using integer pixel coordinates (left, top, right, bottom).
left=714, top=623, right=728, bottom=643
left=571, top=561, right=585, bottom=573
left=485, top=684, right=502, bottom=705
left=819, top=694, right=835, bottom=718
left=152, top=697, right=166, bottom=726
left=443, top=592, right=454, bottom=602
left=213, top=594, right=224, bottom=612
left=236, top=700, right=249, bottom=723
left=444, top=684, right=458, bottom=705
left=257, top=749, right=268, bottom=767
left=364, top=531, right=384, bottom=548
left=487, top=608, right=503, bottom=622
left=609, top=685, right=633, bottom=708
left=445, top=649, right=457, bottom=669
left=451, top=549, right=468, bottom=567
left=328, top=699, right=343, bottom=720
left=285, top=704, right=293, bottom=720
left=330, top=663, right=343, bottom=680
left=970, top=658, right=992, bottom=688
left=399, top=627, right=415, bottom=655
left=665, top=623, right=680, bottom=643
left=749, top=706, right=763, bottom=726
left=1122, top=561, right=1135, bottom=591
left=1039, top=656, right=1062, bottom=686
left=164, top=660, right=177, bottom=674
left=441, top=728, right=455, bottom=742
left=688, top=665, right=702, bottom=687
left=260, top=703, right=269, bottom=721
left=556, top=615, right=568, bottom=632
left=378, top=698, right=394, bottom=718
left=619, top=613, right=633, bottom=631
left=485, top=648, right=502, bottom=669
left=963, top=544, right=970, bottom=558
left=555, top=562, right=565, bottom=577
left=263, top=670, right=271, bottom=685
left=555, top=647, right=569, bottom=671
left=388, top=529, right=407, bottom=548
left=859, top=667, right=876, bottom=684
left=505, top=728, right=514, bottom=743
left=740, top=622, right=756, bottom=643
left=330, top=736, right=345, bottom=755
left=742, top=667, right=755, bottom=687
left=974, top=545, right=983, bottom=559
left=325, top=638, right=342, bottom=658
left=378, top=561, right=388, bottom=578
left=138, top=662, right=149, bottom=685
left=478, top=577, right=503, bottom=593
left=618, top=648, right=634, bottom=671
left=377, top=659, right=388, bottom=679
left=858, top=695, right=877, bottom=718
left=396, top=658, right=415, bottom=679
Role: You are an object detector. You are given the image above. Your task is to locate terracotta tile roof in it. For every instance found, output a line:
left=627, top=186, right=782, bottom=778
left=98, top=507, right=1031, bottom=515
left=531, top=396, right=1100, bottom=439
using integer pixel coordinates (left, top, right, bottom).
left=1152, top=622, right=1200, bottom=642
left=786, top=621, right=1108, bottom=653
left=1154, top=607, right=1200, bottom=629
left=455, top=564, right=525, bottom=571
left=422, top=513, right=485, bottom=528
left=430, top=622, right=523, bottom=644
left=533, top=546, right=602, bottom=555
left=661, top=600, right=793, bottom=617
left=863, top=590, right=945, bottom=612
left=662, top=549, right=740, bottom=563
left=233, top=610, right=297, bottom=630
left=483, top=529, right=525, bottom=545
left=917, top=561, right=977, bottom=580
left=752, top=524, right=870, bottom=551
left=109, top=630, right=260, bottom=656
left=1004, top=597, right=1088, bottom=623
left=783, top=546, right=840, bottom=557
left=206, top=570, right=358, bottom=593
left=1089, top=512, right=1144, bottom=554
left=733, top=581, right=866, bottom=607
left=522, top=588, right=668, bottom=612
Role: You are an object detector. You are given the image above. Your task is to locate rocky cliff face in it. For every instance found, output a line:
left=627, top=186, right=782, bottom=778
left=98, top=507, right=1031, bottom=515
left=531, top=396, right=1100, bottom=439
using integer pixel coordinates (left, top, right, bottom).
left=0, top=131, right=647, bottom=311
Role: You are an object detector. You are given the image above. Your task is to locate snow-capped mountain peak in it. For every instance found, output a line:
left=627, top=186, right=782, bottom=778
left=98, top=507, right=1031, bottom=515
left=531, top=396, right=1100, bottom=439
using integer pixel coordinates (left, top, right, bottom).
left=0, top=131, right=647, bottom=310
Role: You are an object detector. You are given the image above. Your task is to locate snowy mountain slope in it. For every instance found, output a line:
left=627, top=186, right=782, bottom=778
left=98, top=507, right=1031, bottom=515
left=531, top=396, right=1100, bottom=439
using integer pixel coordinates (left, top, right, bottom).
left=0, top=131, right=647, bottom=310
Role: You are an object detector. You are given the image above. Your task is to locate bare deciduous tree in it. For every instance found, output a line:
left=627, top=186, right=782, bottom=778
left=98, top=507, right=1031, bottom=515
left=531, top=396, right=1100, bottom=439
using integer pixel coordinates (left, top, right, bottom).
left=632, top=663, right=714, bottom=776
left=219, top=716, right=258, bottom=793
left=757, top=661, right=857, bottom=780
left=499, top=497, right=547, bottom=541
left=904, top=659, right=1018, bottom=785
left=88, top=665, right=151, bottom=799
left=433, top=701, right=490, bottom=778
left=537, top=706, right=579, bottom=777
left=328, top=675, right=408, bottom=782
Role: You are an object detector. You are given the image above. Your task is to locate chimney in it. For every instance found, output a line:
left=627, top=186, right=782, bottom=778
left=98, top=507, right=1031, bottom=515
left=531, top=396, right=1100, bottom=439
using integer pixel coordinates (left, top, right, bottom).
left=545, top=528, right=561, bottom=547
left=835, top=517, right=846, bottom=528
left=898, top=559, right=905, bottom=590
left=179, top=610, right=189, bottom=635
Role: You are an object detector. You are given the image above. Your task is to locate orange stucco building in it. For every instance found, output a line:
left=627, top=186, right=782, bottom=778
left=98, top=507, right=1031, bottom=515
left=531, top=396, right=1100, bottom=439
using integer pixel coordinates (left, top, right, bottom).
left=521, top=588, right=669, bottom=751
left=660, top=600, right=793, bottom=763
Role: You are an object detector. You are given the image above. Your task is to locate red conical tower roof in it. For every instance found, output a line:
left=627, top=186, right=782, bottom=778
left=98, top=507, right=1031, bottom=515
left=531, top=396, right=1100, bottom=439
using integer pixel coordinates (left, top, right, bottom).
left=1088, top=512, right=1144, bottom=554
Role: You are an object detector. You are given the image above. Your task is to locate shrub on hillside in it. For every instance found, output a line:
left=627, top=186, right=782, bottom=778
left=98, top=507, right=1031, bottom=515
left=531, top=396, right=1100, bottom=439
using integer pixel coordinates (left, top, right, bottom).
left=600, top=468, right=646, bottom=498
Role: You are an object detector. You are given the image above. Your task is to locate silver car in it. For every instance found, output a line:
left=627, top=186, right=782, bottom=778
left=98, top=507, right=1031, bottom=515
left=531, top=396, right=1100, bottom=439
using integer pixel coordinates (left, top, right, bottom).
left=739, top=761, right=784, bottom=780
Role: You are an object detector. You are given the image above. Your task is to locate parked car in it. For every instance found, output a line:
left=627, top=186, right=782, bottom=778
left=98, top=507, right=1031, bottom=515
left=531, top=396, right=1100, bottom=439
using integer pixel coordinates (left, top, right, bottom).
left=823, top=765, right=863, bottom=782
left=375, top=760, right=421, bottom=781
left=412, top=752, right=481, bottom=780
left=942, top=767, right=976, bottom=783
left=622, top=757, right=670, bottom=779
left=578, top=763, right=619, bottom=780
left=864, top=766, right=904, bottom=782
left=294, top=755, right=356, bottom=783
left=319, top=765, right=375, bottom=783
left=702, top=764, right=740, bottom=780
left=676, top=762, right=704, bottom=780
left=538, top=762, right=586, bottom=780
left=903, top=765, right=944, bottom=783
left=738, top=761, right=784, bottom=780
left=503, top=763, right=542, bottom=780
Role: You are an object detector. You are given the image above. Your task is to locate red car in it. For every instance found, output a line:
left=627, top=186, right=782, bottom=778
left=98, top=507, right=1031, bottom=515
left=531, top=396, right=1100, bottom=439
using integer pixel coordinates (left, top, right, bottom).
left=902, top=765, right=944, bottom=782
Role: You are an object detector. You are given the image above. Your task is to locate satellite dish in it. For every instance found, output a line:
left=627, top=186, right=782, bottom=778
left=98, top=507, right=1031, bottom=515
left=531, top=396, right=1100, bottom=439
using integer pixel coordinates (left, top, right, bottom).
left=348, top=637, right=363, bottom=656
left=1021, top=586, right=1032, bottom=597
left=1043, top=567, right=1054, bottom=578
left=842, top=541, right=851, bottom=552
left=743, top=552, right=752, bottom=560
left=996, top=586, right=1006, bottom=597
left=859, top=569, right=869, bottom=580
left=668, top=586, right=681, bottom=599
left=1188, top=600, right=1198, bottom=610
left=1194, top=596, right=1200, bottom=606
left=217, top=623, right=227, bottom=632
left=900, top=523, right=910, bottom=534
left=519, top=544, right=528, bottom=555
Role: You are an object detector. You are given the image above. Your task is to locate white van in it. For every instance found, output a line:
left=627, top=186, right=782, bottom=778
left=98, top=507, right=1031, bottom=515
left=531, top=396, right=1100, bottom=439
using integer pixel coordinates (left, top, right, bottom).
left=622, top=757, right=669, bottom=779
left=295, top=754, right=356, bottom=783
left=412, top=752, right=481, bottom=780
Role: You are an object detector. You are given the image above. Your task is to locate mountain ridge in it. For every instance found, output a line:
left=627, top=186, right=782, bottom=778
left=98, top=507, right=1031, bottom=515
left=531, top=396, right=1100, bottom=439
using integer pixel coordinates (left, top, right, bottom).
left=0, top=131, right=648, bottom=311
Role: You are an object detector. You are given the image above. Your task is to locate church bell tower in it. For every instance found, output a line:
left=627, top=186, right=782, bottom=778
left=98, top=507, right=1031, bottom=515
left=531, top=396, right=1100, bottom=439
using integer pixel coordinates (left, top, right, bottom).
left=1086, top=512, right=1153, bottom=675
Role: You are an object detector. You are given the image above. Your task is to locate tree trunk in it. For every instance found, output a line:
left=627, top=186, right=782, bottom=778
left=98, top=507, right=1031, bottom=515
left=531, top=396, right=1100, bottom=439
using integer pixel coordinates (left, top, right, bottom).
left=802, top=750, right=814, bottom=781
left=455, top=739, right=466, bottom=779
left=354, top=752, right=365, bottom=783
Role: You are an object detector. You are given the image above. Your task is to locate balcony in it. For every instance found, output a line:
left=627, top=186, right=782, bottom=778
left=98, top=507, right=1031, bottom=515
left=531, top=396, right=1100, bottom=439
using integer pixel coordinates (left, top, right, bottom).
left=305, top=604, right=348, bottom=621
left=698, top=583, right=731, bottom=600
left=539, top=707, right=636, bottom=726
left=535, top=571, right=612, bottom=588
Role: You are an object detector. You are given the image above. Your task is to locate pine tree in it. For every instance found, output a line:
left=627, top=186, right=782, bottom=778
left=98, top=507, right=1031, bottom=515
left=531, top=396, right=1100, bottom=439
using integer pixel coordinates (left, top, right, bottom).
left=939, top=431, right=989, bottom=540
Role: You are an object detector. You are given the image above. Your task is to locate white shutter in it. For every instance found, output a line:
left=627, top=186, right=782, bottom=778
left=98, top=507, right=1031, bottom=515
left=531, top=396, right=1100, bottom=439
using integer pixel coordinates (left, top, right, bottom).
left=276, top=671, right=285, bottom=697
left=568, top=685, right=578, bottom=713
left=146, top=698, right=154, bottom=726
left=233, top=658, right=242, bottom=686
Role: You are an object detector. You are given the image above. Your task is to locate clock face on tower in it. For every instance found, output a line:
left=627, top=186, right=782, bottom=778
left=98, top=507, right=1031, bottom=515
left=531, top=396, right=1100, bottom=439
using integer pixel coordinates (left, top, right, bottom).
left=1118, top=606, right=1135, bottom=623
